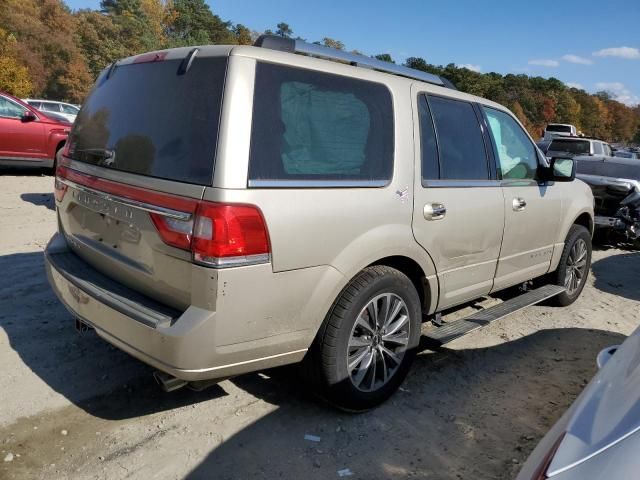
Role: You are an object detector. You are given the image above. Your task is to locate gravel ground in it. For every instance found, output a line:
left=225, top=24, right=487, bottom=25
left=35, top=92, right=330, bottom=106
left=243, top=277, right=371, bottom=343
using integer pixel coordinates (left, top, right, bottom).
left=0, top=172, right=638, bottom=480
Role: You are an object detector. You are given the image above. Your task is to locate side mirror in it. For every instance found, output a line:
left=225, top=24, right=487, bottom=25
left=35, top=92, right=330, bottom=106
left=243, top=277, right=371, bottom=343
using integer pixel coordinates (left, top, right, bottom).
left=21, top=111, right=36, bottom=123
left=541, top=157, right=576, bottom=182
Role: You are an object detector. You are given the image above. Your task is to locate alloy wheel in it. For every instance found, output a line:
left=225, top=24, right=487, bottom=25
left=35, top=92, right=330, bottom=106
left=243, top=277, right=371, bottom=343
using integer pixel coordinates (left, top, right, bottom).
left=347, top=293, right=411, bottom=392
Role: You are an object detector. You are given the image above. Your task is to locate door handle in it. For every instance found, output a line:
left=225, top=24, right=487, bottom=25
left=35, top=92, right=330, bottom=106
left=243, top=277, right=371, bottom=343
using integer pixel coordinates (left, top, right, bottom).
left=512, top=197, right=527, bottom=212
left=424, top=203, right=446, bottom=221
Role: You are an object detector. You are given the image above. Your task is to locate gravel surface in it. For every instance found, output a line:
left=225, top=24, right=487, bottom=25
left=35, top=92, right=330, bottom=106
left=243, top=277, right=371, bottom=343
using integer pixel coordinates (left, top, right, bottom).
left=0, top=172, right=638, bottom=480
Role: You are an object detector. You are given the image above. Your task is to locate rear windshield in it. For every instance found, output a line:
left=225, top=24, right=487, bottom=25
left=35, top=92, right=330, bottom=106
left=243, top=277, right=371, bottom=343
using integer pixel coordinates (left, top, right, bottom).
left=546, top=124, right=572, bottom=133
left=548, top=139, right=590, bottom=155
left=248, top=62, right=394, bottom=185
left=67, top=57, right=227, bottom=185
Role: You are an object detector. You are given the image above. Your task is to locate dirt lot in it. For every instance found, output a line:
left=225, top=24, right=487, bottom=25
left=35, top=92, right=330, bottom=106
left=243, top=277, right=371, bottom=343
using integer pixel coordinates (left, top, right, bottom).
left=0, top=172, right=638, bottom=480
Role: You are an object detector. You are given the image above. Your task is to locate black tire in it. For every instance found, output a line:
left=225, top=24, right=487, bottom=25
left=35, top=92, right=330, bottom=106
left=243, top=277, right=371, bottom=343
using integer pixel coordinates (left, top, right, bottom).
left=304, top=265, right=421, bottom=412
left=549, top=225, right=592, bottom=306
left=48, top=146, right=63, bottom=175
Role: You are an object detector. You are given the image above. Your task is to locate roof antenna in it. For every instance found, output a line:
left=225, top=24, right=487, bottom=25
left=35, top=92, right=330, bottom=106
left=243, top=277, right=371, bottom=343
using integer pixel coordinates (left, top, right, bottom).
left=178, top=48, right=199, bottom=75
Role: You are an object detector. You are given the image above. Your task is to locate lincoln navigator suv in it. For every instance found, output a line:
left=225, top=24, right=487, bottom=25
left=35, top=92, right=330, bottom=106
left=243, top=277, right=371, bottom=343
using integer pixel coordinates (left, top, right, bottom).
left=45, top=36, right=594, bottom=410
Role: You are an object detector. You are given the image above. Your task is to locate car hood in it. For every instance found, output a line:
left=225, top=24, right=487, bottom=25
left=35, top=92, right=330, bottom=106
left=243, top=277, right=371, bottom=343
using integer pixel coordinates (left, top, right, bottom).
left=547, top=325, right=640, bottom=476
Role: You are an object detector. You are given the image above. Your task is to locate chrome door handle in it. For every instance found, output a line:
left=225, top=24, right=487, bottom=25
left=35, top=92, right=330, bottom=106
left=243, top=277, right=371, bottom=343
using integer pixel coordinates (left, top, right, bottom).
left=512, top=197, right=527, bottom=212
left=424, top=203, right=446, bottom=221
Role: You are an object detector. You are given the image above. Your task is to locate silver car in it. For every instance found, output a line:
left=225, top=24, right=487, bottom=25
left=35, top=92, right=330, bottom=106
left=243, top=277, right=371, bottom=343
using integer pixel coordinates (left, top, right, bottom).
left=518, top=327, right=640, bottom=479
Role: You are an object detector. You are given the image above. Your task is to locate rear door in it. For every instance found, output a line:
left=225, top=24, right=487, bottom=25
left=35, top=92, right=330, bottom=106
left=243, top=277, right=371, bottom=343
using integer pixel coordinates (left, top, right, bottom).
left=412, top=90, right=505, bottom=310
left=0, top=95, right=46, bottom=159
left=57, top=54, right=228, bottom=309
left=481, top=106, right=561, bottom=290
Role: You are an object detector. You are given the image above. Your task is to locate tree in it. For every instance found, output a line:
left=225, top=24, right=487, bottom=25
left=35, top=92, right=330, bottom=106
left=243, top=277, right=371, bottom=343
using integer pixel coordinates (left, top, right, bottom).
left=233, top=23, right=252, bottom=45
left=0, top=28, right=32, bottom=97
left=321, top=37, right=344, bottom=50
left=165, top=0, right=235, bottom=47
left=275, top=22, right=292, bottom=38
left=405, top=57, right=429, bottom=72
left=75, top=10, right=127, bottom=78
left=374, top=53, right=394, bottom=63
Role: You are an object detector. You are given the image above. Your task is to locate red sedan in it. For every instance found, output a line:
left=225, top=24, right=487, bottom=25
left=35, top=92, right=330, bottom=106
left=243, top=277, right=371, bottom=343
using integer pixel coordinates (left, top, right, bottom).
left=0, top=91, right=70, bottom=170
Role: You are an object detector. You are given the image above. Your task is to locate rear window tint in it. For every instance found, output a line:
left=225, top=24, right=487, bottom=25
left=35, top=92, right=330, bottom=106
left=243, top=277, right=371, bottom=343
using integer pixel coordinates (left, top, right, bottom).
left=548, top=139, right=590, bottom=155
left=248, top=62, right=394, bottom=184
left=67, top=57, right=227, bottom=185
left=427, top=96, right=488, bottom=180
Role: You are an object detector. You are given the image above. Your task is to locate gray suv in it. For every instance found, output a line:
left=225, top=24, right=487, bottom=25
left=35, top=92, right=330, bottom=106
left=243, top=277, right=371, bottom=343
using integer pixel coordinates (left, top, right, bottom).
left=45, top=36, right=594, bottom=410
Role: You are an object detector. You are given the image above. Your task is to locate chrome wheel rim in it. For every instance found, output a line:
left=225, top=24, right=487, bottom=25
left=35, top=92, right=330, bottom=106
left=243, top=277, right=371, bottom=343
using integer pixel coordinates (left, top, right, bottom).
left=347, top=293, right=410, bottom=392
left=564, top=238, right=588, bottom=295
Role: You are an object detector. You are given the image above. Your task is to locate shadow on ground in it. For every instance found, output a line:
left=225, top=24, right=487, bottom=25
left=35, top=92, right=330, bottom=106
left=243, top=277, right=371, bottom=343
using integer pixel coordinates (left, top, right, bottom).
left=0, top=252, right=226, bottom=422
left=185, top=328, right=624, bottom=480
left=0, top=250, right=631, bottom=478
left=591, top=250, right=640, bottom=301
left=20, top=192, right=55, bottom=210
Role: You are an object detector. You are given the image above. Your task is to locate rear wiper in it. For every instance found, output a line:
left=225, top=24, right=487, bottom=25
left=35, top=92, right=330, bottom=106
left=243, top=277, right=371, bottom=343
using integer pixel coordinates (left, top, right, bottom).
left=73, top=148, right=116, bottom=165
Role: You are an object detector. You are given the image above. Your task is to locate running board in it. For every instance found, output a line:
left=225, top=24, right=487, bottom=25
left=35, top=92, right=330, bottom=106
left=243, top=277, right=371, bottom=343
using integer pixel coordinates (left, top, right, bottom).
left=423, top=284, right=565, bottom=346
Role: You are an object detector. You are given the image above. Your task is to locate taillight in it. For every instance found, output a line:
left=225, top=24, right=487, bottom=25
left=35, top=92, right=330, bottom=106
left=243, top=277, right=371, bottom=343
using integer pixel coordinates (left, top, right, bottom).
left=528, top=431, right=566, bottom=480
left=191, top=203, right=270, bottom=267
left=55, top=166, right=270, bottom=268
left=148, top=202, right=270, bottom=267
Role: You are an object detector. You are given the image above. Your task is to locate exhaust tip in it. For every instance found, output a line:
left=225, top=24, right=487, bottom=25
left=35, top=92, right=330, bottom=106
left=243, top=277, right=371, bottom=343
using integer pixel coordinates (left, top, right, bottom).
left=153, top=371, right=188, bottom=392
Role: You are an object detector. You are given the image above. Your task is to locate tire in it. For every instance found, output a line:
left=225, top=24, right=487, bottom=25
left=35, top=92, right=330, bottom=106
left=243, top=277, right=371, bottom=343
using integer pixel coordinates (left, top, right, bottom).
left=549, top=225, right=592, bottom=306
left=305, top=266, right=421, bottom=411
left=48, top=146, right=63, bottom=175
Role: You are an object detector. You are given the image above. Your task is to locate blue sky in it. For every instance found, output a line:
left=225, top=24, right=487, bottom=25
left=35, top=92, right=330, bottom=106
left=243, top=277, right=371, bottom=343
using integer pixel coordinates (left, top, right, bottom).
left=65, top=0, right=640, bottom=105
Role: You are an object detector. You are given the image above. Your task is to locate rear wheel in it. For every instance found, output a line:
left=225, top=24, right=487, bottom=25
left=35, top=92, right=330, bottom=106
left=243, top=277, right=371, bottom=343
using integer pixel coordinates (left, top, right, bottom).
left=305, top=266, right=421, bottom=411
left=549, top=225, right=592, bottom=306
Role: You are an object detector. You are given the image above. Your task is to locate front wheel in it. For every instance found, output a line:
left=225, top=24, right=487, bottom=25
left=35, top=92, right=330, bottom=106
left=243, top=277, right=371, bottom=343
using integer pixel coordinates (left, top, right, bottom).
left=305, top=266, right=421, bottom=411
left=549, top=225, right=592, bottom=306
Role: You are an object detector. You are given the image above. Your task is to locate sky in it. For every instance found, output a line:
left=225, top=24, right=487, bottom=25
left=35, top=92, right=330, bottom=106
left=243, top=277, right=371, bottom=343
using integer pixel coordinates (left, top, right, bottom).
left=65, top=0, right=640, bottom=106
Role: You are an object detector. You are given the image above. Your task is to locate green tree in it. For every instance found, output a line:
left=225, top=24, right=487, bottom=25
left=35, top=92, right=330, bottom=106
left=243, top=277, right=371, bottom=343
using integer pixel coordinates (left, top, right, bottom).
left=165, top=0, right=235, bottom=47
left=0, top=27, right=32, bottom=97
left=374, top=53, right=394, bottom=63
left=233, top=23, right=252, bottom=45
left=321, top=37, right=344, bottom=50
left=275, top=22, right=292, bottom=38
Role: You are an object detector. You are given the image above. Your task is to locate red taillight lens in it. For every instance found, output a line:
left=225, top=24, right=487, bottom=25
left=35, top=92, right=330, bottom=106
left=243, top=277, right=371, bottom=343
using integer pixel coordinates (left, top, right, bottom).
left=192, top=203, right=270, bottom=265
left=55, top=166, right=270, bottom=268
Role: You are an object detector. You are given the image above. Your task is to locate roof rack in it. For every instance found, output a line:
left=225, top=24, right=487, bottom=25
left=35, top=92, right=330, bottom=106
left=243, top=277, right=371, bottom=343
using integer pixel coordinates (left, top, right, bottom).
left=254, top=35, right=455, bottom=89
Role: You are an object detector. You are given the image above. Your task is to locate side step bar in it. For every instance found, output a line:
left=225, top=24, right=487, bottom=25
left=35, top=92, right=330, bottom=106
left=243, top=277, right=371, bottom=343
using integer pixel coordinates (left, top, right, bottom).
left=423, top=284, right=565, bottom=346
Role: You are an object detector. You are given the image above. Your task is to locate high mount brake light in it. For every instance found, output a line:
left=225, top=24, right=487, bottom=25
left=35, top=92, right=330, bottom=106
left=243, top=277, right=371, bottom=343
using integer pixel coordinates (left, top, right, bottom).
left=55, top=167, right=271, bottom=268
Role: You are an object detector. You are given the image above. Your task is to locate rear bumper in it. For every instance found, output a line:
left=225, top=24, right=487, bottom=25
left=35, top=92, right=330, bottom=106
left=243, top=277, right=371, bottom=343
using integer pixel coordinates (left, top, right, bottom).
left=44, top=233, right=329, bottom=381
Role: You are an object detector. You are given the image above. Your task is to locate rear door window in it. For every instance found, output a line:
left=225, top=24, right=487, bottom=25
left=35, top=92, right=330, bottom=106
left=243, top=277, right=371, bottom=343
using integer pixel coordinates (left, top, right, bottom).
left=67, top=57, right=227, bottom=185
left=593, top=142, right=603, bottom=155
left=425, top=95, right=488, bottom=180
left=248, top=62, right=394, bottom=185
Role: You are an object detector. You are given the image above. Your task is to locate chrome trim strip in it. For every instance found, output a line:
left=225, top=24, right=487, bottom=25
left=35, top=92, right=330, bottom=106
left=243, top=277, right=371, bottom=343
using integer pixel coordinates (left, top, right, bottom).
left=194, top=253, right=271, bottom=269
left=422, top=179, right=501, bottom=188
left=248, top=179, right=389, bottom=188
left=59, top=178, right=192, bottom=221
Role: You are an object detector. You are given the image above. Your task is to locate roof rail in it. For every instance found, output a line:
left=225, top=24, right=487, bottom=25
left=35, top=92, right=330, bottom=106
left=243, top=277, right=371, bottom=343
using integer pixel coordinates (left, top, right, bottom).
left=254, top=35, right=454, bottom=89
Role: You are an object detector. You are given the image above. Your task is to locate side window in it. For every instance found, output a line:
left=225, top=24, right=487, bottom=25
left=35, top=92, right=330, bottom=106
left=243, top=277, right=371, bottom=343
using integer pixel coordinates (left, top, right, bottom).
left=603, top=144, right=612, bottom=157
left=593, top=142, right=603, bottom=155
left=41, top=102, right=59, bottom=112
left=249, top=62, right=394, bottom=184
left=483, top=107, right=538, bottom=180
left=61, top=104, right=78, bottom=114
left=0, top=97, right=26, bottom=119
left=418, top=95, right=439, bottom=180
left=427, top=95, right=488, bottom=180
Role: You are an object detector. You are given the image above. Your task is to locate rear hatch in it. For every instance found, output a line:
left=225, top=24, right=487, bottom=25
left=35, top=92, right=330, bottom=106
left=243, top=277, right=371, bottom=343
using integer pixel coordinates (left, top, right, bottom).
left=55, top=53, right=228, bottom=310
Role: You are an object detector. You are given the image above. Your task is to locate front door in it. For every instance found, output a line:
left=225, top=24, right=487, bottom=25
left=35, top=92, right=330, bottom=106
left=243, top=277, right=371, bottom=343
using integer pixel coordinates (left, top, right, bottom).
left=0, top=96, right=45, bottom=160
left=481, top=106, right=561, bottom=291
left=411, top=90, right=505, bottom=310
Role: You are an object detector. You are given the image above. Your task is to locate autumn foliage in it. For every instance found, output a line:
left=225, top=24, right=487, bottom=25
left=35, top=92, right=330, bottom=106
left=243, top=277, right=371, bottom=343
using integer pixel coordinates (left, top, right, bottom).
left=0, top=0, right=638, bottom=143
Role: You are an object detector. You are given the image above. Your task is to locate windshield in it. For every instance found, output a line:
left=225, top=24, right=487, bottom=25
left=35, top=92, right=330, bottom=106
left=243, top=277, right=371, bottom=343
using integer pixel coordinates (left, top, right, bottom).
left=546, top=124, right=572, bottom=133
left=67, top=56, right=227, bottom=185
left=549, top=139, right=590, bottom=155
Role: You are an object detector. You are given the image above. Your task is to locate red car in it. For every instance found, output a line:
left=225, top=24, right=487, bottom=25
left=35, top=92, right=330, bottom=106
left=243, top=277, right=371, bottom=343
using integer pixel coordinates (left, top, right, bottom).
left=0, top=91, right=70, bottom=170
